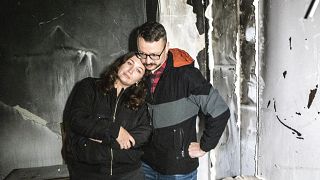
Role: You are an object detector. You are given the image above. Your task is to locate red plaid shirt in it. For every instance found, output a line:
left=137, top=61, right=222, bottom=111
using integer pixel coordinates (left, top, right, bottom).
left=150, top=61, right=167, bottom=93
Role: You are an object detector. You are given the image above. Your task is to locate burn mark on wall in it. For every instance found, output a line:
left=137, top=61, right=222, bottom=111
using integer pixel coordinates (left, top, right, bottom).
left=307, top=85, right=318, bottom=109
left=289, top=37, right=292, bottom=50
left=211, top=0, right=238, bottom=66
left=240, top=0, right=256, bottom=105
left=185, top=0, right=209, bottom=80
left=267, top=100, right=271, bottom=108
left=276, top=114, right=304, bottom=139
left=33, top=26, right=89, bottom=54
left=146, top=0, right=158, bottom=22
left=267, top=99, right=304, bottom=139
left=196, top=48, right=210, bottom=80
left=304, top=0, right=319, bottom=19
left=187, top=0, right=208, bottom=35
left=283, top=71, right=287, bottom=78
left=0, top=1, right=146, bottom=177
left=296, top=112, right=302, bottom=115
left=305, top=0, right=316, bottom=18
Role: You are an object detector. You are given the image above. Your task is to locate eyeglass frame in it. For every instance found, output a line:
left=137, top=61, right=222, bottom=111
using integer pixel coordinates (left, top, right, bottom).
left=136, top=44, right=166, bottom=61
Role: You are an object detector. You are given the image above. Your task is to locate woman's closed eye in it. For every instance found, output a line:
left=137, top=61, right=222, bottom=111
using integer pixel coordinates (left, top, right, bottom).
left=127, top=60, right=133, bottom=65
left=136, top=68, right=143, bottom=74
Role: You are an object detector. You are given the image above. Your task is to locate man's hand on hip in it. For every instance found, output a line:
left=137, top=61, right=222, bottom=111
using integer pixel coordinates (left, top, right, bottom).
left=188, top=142, right=206, bottom=158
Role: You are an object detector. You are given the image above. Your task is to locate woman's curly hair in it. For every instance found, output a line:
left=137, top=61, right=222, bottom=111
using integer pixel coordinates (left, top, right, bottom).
left=99, top=52, right=150, bottom=111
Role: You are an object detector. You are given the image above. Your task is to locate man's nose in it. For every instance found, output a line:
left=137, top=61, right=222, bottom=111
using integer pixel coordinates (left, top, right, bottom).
left=145, top=56, right=153, bottom=64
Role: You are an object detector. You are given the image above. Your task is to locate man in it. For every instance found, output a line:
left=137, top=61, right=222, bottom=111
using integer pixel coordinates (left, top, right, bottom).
left=136, top=21, right=230, bottom=180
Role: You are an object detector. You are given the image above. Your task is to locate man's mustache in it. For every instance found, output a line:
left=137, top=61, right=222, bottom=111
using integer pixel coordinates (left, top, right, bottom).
left=143, top=63, right=156, bottom=66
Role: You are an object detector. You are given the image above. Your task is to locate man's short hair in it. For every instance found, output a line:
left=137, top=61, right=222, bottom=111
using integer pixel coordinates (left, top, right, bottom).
left=137, top=21, right=167, bottom=43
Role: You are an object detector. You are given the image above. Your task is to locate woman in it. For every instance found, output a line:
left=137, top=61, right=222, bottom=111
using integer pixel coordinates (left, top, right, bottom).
left=62, top=52, right=152, bottom=180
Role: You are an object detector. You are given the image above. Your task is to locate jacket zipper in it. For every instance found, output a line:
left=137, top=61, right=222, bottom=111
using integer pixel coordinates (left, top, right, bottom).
left=110, top=88, right=124, bottom=176
left=150, top=76, right=156, bottom=130
left=180, top=128, right=185, bottom=158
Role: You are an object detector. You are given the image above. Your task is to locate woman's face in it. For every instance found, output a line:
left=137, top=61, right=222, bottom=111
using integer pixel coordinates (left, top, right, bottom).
left=116, top=55, right=145, bottom=89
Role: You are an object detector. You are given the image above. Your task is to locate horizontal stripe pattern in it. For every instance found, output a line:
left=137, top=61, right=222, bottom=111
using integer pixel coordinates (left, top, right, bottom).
left=149, top=87, right=229, bottom=129
left=188, top=87, right=229, bottom=118
left=148, top=97, right=199, bottom=129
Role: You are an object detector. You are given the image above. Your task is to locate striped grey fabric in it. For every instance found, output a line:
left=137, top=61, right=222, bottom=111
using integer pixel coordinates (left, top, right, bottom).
left=148, top=87, right=228, bottom=129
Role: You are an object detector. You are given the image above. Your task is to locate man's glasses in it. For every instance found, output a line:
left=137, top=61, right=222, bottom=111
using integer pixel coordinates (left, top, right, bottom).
left=136, top=44, right=166, bottom=60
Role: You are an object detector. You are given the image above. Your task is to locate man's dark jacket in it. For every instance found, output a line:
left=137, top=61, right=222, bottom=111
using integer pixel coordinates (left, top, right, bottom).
left=142, top=49, right=230, bottom=175
left=63, top=77, right=152, bottom=176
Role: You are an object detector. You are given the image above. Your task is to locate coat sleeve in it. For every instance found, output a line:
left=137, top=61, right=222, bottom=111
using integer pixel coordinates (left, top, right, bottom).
left=66, top=78, right=120, bottom=144
left=186, top=68, right=230, bottom=152
left=128, top=104, right=152, bottom=148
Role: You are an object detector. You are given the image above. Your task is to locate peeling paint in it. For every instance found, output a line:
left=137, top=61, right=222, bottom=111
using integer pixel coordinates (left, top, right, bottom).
left=205, top=0, right=214, bottom=75
left=307, top=85, right=318, bottom=108
left=186, top=0, right=207, bottom=35
left=282, top=71, right=287, bottom=78
left=159, top=0, right=204, bottom=64
left=209, top=0, right=241, bottom=178
left=14, top=105, right=47, bottom=126
left=258, top=0, right=320, bottom=178
left=158, top=1, right=210, bottom=179
left=289, top=37, right=292, bottom=50
left=1, top=101, right=63, bottom=178
left=245, top=26, right=256, bottom=42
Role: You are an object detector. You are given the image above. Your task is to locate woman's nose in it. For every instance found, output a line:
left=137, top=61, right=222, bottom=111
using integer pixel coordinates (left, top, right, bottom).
left=128, top=67, right=134, bottom=74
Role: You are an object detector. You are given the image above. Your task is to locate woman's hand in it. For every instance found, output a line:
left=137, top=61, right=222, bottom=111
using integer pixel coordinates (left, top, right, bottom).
left=116, top=126, right=136, bottom=149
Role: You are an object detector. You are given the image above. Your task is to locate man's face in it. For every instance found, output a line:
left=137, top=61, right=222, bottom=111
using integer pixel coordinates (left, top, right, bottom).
left=137, top=37, right=168, bottom=71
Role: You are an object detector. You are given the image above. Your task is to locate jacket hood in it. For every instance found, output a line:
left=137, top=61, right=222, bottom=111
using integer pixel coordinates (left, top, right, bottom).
left=169, top=48, right=194, bottom=68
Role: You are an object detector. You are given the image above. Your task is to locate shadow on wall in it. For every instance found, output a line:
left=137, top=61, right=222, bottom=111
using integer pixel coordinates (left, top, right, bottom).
left=0, top=101, right=62, bottom=179
left=0, top=0, right=146, bottom=178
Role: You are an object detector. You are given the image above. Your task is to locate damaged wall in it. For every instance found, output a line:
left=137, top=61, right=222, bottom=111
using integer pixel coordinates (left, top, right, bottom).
left=158, top=0, right=241, bottom=179
left=3, top=0, right=319, bottom=179
left=0, top=0, right=146, bottom=178
left=210, top=0, right=240, bottom=179
left=239, top=0, right=257, bottom=177
left=157, top=1, right=208, bottom=179
left=160, top=0, right=320, bottom=179
left=258, top=0, right=320, bottom=179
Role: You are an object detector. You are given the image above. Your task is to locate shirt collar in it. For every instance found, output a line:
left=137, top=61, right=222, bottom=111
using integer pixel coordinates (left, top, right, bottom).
left=152, top=59, right=167, bottom=74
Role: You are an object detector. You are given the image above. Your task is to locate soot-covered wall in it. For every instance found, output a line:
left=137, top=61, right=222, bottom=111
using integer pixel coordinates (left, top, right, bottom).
left=258, top=0, right=320, bottom=179
left=0, top=0, right=146, bottom=178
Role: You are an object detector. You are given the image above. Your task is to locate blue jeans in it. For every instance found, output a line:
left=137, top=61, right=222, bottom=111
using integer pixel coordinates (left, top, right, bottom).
left=142, top=162, right=197, bottom=180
